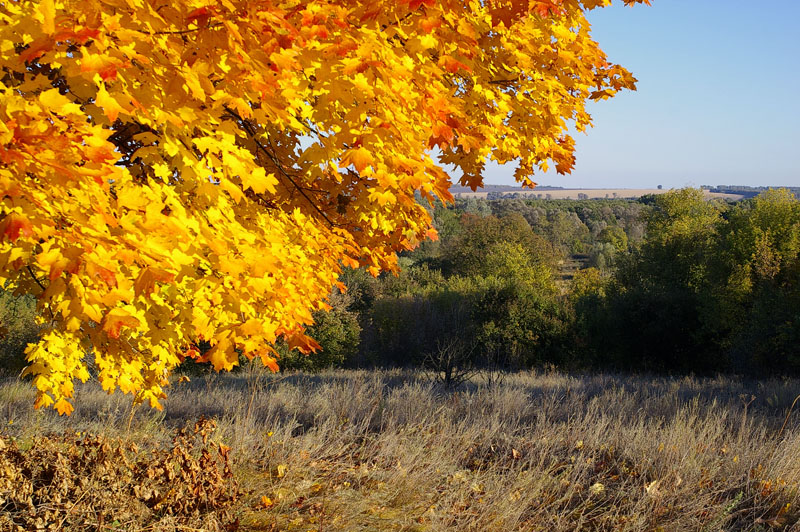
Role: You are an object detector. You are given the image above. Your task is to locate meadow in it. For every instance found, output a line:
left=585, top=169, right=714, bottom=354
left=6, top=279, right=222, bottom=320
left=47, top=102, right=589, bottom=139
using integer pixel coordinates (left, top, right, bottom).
left=2, top=367, right=799, bottom=531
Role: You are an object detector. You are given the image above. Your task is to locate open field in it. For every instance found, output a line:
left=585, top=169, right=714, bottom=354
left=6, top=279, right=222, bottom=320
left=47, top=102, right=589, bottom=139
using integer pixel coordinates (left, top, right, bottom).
left=2, top=368, right=800, bottom=531
left=452, top=188, right=746, bottom=201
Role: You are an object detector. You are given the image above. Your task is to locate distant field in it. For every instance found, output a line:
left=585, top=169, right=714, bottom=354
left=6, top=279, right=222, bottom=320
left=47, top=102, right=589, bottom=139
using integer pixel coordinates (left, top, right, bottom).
left=2, top=369, right=799, bottom=531
left=453, top=188, right=746, bottom=201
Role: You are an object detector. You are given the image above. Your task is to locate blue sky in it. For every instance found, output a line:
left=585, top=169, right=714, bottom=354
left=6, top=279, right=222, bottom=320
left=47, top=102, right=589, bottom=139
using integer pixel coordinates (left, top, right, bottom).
left=483, top=0, right=800, bottom=189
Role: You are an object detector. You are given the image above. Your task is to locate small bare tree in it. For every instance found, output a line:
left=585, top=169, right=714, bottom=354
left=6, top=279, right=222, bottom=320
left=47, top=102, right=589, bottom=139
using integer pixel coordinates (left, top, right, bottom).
left=424, top=336, right=476, bottom=389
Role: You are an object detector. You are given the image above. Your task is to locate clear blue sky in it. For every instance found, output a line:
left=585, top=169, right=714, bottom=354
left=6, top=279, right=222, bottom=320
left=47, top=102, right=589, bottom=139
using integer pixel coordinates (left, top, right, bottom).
left=484, top=0, right=800, bottom=189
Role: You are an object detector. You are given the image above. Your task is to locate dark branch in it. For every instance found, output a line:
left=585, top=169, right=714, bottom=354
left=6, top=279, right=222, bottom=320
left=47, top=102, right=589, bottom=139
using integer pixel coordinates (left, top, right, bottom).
left=27, top=266, right=47, bottom=292
left=136, top=22, right=223, bottom=36
left=223, top=106, right=337, bottom=227
left=488, top=78, right=520, bottom=85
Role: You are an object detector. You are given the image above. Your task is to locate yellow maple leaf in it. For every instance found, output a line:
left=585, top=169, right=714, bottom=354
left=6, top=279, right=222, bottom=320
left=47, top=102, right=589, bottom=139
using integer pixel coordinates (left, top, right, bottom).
left=341, top=147, right=374, bottom=173
left=39, top=89, right=81, bottom=115
left=102, top=308, right=141, bottom=339
left=204, top=336, right=238, bottom=372
left=36, top=0, right=56, bottom=35
left=53, top=398, right=74, bottom=416
left=94, top=83, right=126, bottom=122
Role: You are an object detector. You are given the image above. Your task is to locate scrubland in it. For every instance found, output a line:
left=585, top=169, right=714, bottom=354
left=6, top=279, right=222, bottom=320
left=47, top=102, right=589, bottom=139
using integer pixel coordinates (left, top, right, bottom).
left=2, top=368, right=800, bottom=531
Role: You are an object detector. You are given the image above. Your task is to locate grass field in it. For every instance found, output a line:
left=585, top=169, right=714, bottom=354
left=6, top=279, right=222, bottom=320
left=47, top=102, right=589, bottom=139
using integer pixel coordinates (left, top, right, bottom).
left=2, top=368, right=800, bottom=531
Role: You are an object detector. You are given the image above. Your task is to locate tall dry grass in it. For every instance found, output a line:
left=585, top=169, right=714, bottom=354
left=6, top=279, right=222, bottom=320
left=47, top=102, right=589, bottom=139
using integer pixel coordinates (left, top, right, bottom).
left=2, top=368, right=799, bottom=531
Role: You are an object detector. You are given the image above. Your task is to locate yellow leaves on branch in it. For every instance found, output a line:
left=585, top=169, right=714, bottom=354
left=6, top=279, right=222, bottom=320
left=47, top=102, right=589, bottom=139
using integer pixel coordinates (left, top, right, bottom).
left=0, top=0, right=647, bottom=413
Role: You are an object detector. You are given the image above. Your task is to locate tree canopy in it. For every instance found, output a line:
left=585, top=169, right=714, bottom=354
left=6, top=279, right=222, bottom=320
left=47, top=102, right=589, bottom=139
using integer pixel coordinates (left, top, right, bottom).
left=0, top=0, right=647, bottom=413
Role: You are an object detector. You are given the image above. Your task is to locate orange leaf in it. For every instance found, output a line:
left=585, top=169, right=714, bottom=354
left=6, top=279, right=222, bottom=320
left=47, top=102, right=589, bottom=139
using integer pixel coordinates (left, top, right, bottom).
left=286, top=331, right=321, bottom=355
left=589, top=89, right=614, bottom=101
left=87, top=261, right=117, bottom=288
left=532, top=0, right=563, bottom=17
left=0, top=213, right=33, bottom=241
left=19, top=40, right=52, bottom=62
left=54, top=398, right=74, bottom=416
left=439, top=55, right=471, bottom=73
left=134, top=267, right=175, bottom=298
left=407, top=0, right=436, bottom=10
left=202, top=335, right=239, bottom=372
left=341, top=147, right=374, bottom=173
left=260, top=354, right=280, bottom=372
left=187, top=6, right=215, bottom=25
left=102, top=309, right=141, bottom=339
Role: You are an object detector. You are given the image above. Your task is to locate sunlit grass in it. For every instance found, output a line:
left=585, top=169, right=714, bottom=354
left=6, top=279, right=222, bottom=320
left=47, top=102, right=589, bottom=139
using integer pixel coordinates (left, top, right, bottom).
left=2, top=368, right=799, bottom=531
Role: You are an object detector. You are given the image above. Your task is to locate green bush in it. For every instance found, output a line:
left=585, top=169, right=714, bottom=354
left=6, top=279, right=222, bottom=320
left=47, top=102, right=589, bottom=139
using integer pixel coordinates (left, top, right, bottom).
left=0, top=290, right=39, bottom=376
left=279, top=289, right=361, bottom=372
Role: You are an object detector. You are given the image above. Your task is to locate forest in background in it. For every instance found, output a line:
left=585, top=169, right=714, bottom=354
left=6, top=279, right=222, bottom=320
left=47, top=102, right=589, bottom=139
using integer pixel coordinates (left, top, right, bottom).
left=2, top=188, right=799, bottom=379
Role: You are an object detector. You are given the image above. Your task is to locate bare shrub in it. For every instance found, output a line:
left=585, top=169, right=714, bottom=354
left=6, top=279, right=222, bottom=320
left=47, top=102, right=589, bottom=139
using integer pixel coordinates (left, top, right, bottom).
left=424, top=336, right=476, bottom=388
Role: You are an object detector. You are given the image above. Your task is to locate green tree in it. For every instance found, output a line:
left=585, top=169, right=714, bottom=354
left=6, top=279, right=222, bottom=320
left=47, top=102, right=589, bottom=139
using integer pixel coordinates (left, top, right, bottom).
left=597, top=226, right=628, bottom=253
left=592, top=189, right=726, bottom=372
left=441, top=213, right=555, bottom=277
left=719, top=189, right=800, bottom=371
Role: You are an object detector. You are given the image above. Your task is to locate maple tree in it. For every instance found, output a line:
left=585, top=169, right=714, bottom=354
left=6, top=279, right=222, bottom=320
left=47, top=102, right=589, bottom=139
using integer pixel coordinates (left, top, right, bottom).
left=0, top=0, right=649, bottom=413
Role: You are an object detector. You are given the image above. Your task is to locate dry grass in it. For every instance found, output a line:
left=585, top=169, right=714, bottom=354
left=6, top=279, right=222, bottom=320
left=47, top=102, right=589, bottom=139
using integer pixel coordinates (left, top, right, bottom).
left=2, top=368, right=800, bottom=531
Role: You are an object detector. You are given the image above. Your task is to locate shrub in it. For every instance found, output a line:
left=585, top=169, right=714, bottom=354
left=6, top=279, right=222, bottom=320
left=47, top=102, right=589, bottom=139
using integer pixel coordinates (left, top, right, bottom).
left=280, top=288, right=361, bottom=372
left=0, top=290, right=38, bottom=376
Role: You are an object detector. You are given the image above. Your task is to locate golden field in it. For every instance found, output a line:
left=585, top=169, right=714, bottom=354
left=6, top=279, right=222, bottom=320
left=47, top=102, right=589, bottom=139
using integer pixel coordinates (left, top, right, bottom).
left=1, top=368, right=798, bottom=531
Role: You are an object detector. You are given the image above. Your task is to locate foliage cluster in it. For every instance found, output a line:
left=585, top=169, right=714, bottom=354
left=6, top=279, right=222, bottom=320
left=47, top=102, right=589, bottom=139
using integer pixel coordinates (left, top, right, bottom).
left=282, top=195, right=642, bottom=376
left=478, top=197, right=645, bottom=254
left=5, top=187, right=799, bottom=380
left=287, top=188, right=800, bottom=378
left=0, top=290, right=37, bottom=375
left=0, top=0, right=648, bottom=412
left=360, top=210, right=573, bottom=374
left=278, top=287, right=361, bottom=372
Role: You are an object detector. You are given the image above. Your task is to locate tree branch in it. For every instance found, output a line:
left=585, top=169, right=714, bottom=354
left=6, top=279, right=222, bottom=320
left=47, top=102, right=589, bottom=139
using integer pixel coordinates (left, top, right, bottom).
left=136, top=22, right=223, bottom=36
left=488, top=78, right=520, bottom=85
left=27, top=265, right=47, bottom=292
left=223, top=106, right=337, bottom=227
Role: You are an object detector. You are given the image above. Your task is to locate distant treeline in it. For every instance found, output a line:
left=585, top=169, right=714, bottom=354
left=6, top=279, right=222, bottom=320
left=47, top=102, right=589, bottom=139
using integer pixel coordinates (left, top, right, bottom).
left=2, top=188, right=799, bottom=378
left=449, top=184, right=565, bottom=194
left=702, top=184, right=800, bottom=198
left=282, top=188, right=800, bottom=377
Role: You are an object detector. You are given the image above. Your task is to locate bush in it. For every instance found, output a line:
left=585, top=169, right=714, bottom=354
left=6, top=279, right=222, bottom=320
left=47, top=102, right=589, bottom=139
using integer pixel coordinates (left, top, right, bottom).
left=364, top=290, right=469, bottom=367
left=279, top=288, right=361, bottom=372
left=0, top=290, right=39, bottom=376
